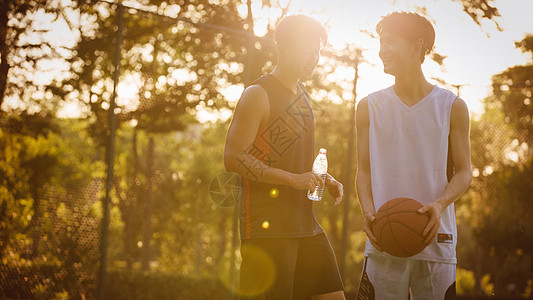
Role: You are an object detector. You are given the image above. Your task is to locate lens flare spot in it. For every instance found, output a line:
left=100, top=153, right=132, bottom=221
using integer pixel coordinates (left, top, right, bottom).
left=237, top=245, right=276, bottom=297
left=262, top=221, right=270, bottom=229
left=269, top=188, right=279, bottom=198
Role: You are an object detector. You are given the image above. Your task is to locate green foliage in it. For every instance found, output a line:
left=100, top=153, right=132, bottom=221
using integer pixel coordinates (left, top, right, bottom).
left=474, top=161, right=533, bottom=296
left=488, top=34, right=533, bottom=148
left=0, top=112, right=59, bottom=259
left=103, top=270, right=231, bottom=300
left=490, top=65, right=533, bottom=147
left=51, top=0, right=261, bottom=275
left=57, top=0, right=255, bottom=144
left=0, top=116, right=101, bottom=299
left=461, top=34, right=533, bottom=297
left=451, top=0, right=501, bottom=29
left=457, top=267, right=476, bottom=295
left=515, top=35, right=533, bottom=58
left=0, top=0, right=72, bottom=109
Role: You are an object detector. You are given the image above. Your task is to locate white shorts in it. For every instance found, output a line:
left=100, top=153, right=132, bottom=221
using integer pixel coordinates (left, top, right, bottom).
left=356, top=255, right=456, bottom=300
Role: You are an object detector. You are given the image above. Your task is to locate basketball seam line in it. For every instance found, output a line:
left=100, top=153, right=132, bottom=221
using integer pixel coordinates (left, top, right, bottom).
left=381, top=213, right=426, bottom=257
left=383, top=207, right=405, bottom=256
left=381, top=198, right=415, bottom=211
left=378, top=210, right=423, bottom=215
left=385, top=216, right=410, bottom=257
left=386, top=221, right=426, bottom=239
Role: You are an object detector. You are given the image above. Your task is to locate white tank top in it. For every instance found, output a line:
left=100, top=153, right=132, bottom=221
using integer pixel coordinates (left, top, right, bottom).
left=365, top=85, right=458, bottom=264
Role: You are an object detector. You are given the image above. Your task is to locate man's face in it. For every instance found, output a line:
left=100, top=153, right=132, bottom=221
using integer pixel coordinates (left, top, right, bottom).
left=379, top=31, right=420, bottom=76
left=282, top=38, right=321, bottom=80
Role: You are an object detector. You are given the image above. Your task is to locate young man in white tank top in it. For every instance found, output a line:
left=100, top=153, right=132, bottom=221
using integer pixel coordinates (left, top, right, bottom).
left=355, top=12, right=472, bottom=299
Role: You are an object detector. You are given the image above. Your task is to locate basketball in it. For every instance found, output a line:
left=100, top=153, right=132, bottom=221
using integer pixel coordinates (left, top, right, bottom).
left=373, top=198, right=430, bottom=257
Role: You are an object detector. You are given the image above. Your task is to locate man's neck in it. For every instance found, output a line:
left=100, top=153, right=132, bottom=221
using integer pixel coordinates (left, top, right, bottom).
left=271, top=66, right=299, bottom=95
left=393, top=67, right=434, bottom=107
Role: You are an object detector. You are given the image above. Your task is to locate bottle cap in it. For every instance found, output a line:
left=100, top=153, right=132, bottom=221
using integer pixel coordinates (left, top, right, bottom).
left=319, top=148, right=327, bottom=154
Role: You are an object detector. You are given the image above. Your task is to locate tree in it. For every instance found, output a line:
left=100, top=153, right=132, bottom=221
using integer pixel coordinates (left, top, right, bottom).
left=452, top=0, right=501, bottom=29
left=53, top=0, right=264, bottom=271
left=466, top=34, right=533, bottom=297
left=0, top=111, right=58, bottom=259
left=490, top=35, right=533, bottom=148
left=0, top=114, right=102, bottom=299
left=0, top=0, right=75, bottom=110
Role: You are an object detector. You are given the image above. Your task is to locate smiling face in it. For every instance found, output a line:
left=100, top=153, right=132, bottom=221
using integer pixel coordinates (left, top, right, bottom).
left=376, top=12, right=435, bottom=77
left=378, top=31, right=422, bottom=77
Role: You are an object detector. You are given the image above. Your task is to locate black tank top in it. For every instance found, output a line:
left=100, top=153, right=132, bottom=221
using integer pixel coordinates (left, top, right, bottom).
left=239, top=74, right=323, bottom=239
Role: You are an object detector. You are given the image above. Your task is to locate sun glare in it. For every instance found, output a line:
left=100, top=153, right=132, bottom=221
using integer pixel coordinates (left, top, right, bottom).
left=8, top=0, right=532, bottom=121
left=242, top=0, right=533, bottom=116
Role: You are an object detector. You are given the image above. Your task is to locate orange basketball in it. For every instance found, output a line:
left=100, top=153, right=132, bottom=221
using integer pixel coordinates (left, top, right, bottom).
left=373, top=198, right=430, bottom=257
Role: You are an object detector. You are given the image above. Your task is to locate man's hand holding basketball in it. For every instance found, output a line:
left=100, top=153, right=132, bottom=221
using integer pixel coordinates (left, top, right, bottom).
left=363, top=211, right=383, bottom=252
left=325, top=173, right=343, bottom=206
left=418, top=200, right=447, bottom=246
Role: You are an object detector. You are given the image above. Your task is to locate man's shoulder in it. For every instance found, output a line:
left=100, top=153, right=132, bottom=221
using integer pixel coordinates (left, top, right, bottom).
left=357, top=96, right=369, bottom=111
left=432, top=85, right=458, bottom=100
left=244, top=83, right=268, bottom=96
left=236, top=84, right=269, bottom=114
left=249, top=74, right=274, bottom=90
left=365, top=86, right=395, bottom=110
left=367, top=85, right=394, bottom=101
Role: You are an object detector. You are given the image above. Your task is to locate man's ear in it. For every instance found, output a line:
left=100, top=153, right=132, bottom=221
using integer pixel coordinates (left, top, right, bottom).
left=277, top=44, right=288, bottom=59
left=412, top=39, right=425, bottom=62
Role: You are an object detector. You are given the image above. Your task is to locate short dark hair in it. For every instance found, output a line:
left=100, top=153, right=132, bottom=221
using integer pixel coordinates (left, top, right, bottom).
left=376, top=12, right=435, bottom=62
left=274, top=15, right=327, bottom=47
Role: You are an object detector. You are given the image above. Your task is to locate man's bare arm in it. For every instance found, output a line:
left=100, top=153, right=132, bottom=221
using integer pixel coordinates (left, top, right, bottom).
left=355, top=97, right=381, bottom=250
left=224, top=85, right=322, bottom=191
left=438, top=98, right=473, bottom=206
left=325, top=173, right=343, bottom=206
left=419, top=97, right=473, bottom=244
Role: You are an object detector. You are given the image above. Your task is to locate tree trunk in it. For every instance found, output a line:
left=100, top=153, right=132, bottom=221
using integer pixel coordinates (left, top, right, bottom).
left=0, top=0, right=11, bottom=109
left=216, top=211, right=227, bottom=264
left=474, top=244, right=483, bottom=295
left=141, top=134, right=154, bottom=271
left=125, top=127, right=140, bottom=269
left=30, top=186, right=41, bottom=257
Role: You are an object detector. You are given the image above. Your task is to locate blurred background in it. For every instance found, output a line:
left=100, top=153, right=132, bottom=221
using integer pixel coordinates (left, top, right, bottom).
left=1, top=0, right=532, bottom=299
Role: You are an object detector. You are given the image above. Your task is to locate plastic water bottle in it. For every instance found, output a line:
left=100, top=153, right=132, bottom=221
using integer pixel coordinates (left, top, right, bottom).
left=308, top=148, right=328, bottom=201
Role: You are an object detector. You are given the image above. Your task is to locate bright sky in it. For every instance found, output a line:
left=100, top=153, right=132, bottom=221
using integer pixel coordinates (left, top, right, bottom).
left=246, top=0, right=533, bottom=116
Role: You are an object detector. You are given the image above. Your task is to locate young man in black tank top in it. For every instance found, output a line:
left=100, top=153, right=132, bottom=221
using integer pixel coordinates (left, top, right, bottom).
left=224, top=15, right=346, bottom=300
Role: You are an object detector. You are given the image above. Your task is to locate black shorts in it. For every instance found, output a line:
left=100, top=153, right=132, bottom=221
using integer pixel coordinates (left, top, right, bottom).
left=239, top=233, right=344, bottom=300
